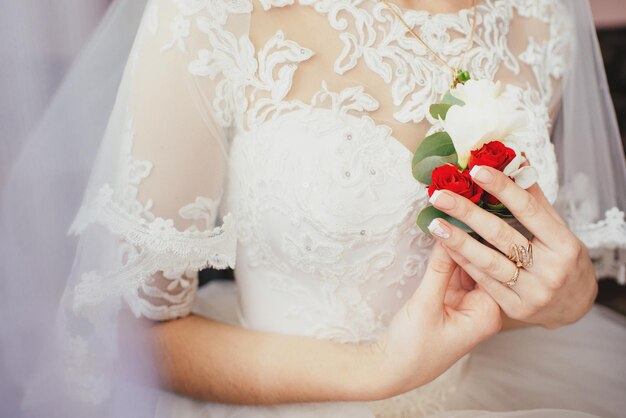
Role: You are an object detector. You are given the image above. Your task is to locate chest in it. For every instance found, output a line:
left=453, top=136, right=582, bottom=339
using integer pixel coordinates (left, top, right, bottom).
left=233, top=0, right=569, bottom=153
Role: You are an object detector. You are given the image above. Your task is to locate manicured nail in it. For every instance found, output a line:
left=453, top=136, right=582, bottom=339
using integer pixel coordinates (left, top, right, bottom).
left=428, top=218, right=451, bottom=239
left=429, top=190, right=455, bottom=210
left=469, top=165, right=494, bottom=184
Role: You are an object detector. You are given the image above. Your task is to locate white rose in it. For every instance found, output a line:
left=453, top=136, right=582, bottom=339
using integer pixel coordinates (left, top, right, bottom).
left=501, top=142, right=539, bottom=190
left=442, top=79, right=528, bottom=169
left=450, top=78, right=504, bottom=105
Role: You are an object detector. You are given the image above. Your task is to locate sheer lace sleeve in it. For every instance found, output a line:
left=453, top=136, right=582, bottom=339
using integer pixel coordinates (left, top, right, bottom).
left=68, top=0, right=242, bottom=322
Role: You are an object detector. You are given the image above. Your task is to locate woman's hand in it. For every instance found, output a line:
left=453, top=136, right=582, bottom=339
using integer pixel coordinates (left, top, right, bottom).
left=427, top=165, right=598, bottom=330
left=368, top=242, right=502, bottom=398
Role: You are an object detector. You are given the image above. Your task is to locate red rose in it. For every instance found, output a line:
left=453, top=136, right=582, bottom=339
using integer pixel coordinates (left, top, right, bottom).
left=428, top=164, right=483, bottom=204
left=469, top=141, right=516, bottom=172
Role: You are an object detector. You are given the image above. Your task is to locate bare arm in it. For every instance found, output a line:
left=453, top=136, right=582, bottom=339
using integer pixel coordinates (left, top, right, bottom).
left=120, top=244, right=501, bottom=406
left=149, top=313, right=383, bottom=404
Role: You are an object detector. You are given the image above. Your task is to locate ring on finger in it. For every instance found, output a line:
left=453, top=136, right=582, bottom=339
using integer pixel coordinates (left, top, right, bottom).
left=503, top=265, right=521, bottom=288
left=508, top=240, right=533, bottom=269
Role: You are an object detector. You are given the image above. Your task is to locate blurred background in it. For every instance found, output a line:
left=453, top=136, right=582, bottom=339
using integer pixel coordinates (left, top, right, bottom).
left=594, top=0, right=626, bottom=141
left=0, top=1, right=625, bottom=305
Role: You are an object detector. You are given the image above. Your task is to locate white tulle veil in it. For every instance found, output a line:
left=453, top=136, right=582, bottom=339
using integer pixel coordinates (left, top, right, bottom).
left=1, top=0, right=625, bottom=417
left=551, top=0, right=626, bottom=281
left=1, top=1, right=157, bottom=416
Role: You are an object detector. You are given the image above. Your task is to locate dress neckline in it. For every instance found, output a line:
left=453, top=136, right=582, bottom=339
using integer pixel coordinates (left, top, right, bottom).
left=367, top=0, right=486, bottom=18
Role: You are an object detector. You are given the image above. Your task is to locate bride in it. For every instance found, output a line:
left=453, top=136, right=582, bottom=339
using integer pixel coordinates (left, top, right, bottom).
left=2, top=0, right=626, bottom=417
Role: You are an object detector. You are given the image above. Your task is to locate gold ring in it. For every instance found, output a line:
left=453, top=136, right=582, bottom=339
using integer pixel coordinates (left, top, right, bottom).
left=503, top=265, right=520, bottom=288
left=508, top=240, right=533, bottom=269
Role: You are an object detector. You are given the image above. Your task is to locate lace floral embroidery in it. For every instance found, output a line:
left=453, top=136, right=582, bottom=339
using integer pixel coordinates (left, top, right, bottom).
left=69, top=118, right=236, bottom=321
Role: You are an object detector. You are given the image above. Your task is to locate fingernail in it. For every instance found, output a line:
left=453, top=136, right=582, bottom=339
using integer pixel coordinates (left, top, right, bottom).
left=428, top=218, right=451, bottom=239
left=469, top=165, right=494, bottom=184
left=429, top=190, right=455, bottom=210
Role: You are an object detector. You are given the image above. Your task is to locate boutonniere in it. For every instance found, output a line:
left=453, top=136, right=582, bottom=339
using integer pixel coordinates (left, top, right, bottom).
left=413, top=79, right=538, bottom=234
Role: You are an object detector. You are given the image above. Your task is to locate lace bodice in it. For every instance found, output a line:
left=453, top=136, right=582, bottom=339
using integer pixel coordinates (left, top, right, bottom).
left=66, top=0, right=573, bottom=410
left=70, top=0, right=570, bottom=324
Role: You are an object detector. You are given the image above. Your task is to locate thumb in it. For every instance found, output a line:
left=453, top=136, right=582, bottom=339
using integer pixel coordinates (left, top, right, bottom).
left=414, top=242, right=457, bottom=306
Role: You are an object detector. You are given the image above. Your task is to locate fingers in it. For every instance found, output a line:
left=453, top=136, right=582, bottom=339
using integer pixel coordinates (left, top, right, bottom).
left=427, top=217, right=520, bottom=285
left=446, top=248, right=521, bottom=308
left=468, top=165, right=568, bottom=245
left=525, top=182, right=566, bottom=225
left=443, top=251, right=504, bottom=339
left=429, top=189, right=528, bottom=255
left=460, top=270, right=476, bottom=291
left=414, top=242, right=457, bottom=307
left=456, top=285, right=504, bottom=340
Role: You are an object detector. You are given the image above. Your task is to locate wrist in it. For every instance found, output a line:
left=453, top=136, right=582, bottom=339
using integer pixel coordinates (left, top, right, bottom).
left=500, top=310, right=534, bottom=331
left=335, top=339, right=395, bottom=401
left=348, top=337, right=418, bottom=401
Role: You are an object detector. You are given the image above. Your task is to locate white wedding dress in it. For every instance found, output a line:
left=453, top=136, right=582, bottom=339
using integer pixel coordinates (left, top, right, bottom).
left=61, top=0, right=626, bottom=417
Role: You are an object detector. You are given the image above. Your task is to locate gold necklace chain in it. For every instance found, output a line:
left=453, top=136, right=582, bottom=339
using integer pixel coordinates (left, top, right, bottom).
left=380, top=0, right=478, bottom=87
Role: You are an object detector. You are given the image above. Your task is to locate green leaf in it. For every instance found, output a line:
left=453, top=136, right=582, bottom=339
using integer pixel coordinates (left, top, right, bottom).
left=485, top=202, right=506, bottom=211
left=412, top=131, right=455, bottom=167
left=429, top=103, right=453, bottom=120
left=447, top=215, right=475, bottom=233
left=441, top=91, right=465, bottom=106
left=416, top=205, right=474, bottom=235
left=416, top=206, right=446, bottom=234
left=457, top=70, right=471, bottom=83
left=485, top=204, right=514, bottom=217
left=412, top=154, right=458, bottom=184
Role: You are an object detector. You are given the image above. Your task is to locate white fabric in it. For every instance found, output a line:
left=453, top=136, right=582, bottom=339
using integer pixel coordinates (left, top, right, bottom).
left=2, top=0, right=626, bottom=417
left=0, top=0, right=110, bottom=185
left=153, top=281, right=626, bottom=418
